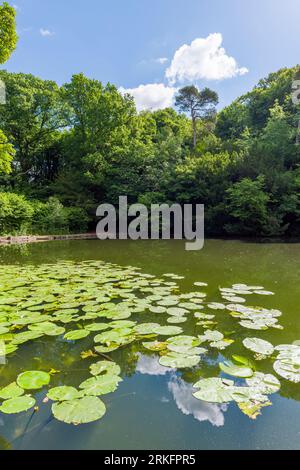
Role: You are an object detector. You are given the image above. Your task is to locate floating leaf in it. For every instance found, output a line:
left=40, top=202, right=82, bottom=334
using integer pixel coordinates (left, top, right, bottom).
left=243, top=337, right=274, bottom=356
left=64, top=330, right=90, bottom=341
left=142, top=341, right=167, bottom=352
left=0, top=382, right=24, bottom=400
left=193, top=378, right=234, bottom=403
left=52, top=396, right=106, bottom=424
left=0, top=395, right=36, bottom=414
left=153, top=325, right=183, bottom=336
left=246, top=372, right=281, bottom=394
left=17, top=371, right=50, bottom=390
left=47, top=386, right=82, bottom=401
left=238, top=400, right=271, bottom=419
left=90, top=360, right=121, bottom=377
left=159, top=352, right=200, bottom=368
left=219, top=361, right=253, bottom=378
left=79, top=374, right=122, bottom=396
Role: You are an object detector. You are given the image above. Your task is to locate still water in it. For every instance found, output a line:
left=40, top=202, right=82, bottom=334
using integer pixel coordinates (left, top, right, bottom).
left=0, top=239, right=300, bottom=450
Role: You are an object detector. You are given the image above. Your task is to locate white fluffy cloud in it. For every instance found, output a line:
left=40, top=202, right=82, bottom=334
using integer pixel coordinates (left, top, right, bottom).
left=156, top=57, right=169, bottom=65
left=168, top=377, right=228, bottom=427
left=166, top=33, right=248, bottom=84
left=40, top=28, right=55, bottom=37
left=120, top=83, right=176, bottom=111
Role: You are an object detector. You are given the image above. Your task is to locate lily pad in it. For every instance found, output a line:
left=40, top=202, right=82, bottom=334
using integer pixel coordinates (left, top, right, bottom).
left=79, top=375, right=122, bottom=396
left=219, top=361, right=254, bottom=378
left=17, top=371, right=51, bottom=390
left=193, top=378, right=234, bottom=403
left=47, top=386, right=82, bottom=401
left=0, top=395, right=36, bottom=414
left=0, top=382, right=24, bottom=400
left=159, top=352, right=200, bottom=368
left=90, top=360, right=121, bottom=377
left=52, top=396, right=106, bottom=424
left=243, top=337, right=274, bottom=356
left=64, top=330, right=90, bottom=341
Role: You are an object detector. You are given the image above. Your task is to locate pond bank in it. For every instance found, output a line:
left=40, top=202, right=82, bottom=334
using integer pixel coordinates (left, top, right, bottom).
left=0, top=233, right=98, bottom=245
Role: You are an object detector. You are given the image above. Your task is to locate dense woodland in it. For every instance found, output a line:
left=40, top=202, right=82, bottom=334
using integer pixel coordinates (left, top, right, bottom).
left=1, top=4, right=300, bottom=237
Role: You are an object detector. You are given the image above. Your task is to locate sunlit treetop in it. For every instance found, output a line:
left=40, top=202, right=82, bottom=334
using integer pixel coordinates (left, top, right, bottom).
left=0, top=2, right=18, bottom=64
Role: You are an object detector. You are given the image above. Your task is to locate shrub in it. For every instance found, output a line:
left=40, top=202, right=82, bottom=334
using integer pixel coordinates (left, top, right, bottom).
left=0, top=192, right=34, bottom=234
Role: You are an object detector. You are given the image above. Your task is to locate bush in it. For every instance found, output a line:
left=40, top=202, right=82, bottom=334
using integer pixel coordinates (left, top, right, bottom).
left=32, top=197, right=69, bottom=234
left=0, top=192, right=34, bottom=234
left=0, top=193, right=89, bottom=235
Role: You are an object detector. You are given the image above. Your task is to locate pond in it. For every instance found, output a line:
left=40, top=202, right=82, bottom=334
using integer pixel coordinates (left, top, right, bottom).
left=0, top=239, right=300, bottom=450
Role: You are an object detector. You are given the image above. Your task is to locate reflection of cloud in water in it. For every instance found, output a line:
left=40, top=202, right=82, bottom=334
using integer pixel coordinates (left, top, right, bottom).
left=136, top=354, right=172, bottom=376
left=168, top=377, right=227, bottom=427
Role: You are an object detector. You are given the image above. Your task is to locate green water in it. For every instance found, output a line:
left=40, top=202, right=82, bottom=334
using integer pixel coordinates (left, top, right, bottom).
left=0, top=239, right=300, bottom=450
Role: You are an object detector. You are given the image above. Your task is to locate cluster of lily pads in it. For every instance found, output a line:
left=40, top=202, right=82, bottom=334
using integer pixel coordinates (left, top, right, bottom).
left=0, top=260, right=299, bottom=424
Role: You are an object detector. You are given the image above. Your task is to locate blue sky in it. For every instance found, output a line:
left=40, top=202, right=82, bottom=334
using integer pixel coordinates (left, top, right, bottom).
left=4, top=0, right=300, bottom=109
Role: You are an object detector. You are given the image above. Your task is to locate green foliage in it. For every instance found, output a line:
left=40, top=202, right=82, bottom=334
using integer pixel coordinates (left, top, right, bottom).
left=0, top=192, right=34, bottom=234
left=0, top=66, right=300, bottom=238
left=225, top=177, right=272, bottom=235
left=0, top=2, right=17, bottom=64
left=0, top=128, right=15, bottom=173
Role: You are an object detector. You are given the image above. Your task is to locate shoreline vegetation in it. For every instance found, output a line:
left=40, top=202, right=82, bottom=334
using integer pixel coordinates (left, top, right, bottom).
left=1, top=65, right=300, bottom=240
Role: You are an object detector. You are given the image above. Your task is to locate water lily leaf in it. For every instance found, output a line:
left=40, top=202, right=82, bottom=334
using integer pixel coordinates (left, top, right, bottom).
left=134, top=323, right=160, bottom=335
left=167, top=316, right=187, bottom=324
left=64, top=330, right=90, bottom=341
left=232, top=355, right=255, bottom=369
left=81, top=350, right=98, bottom=359
left=246, top=372, right=281, bottom=394
left=47, top=386, right=82, bottom=401
left=95, top=345, right=120, bottom=353
left=219, top=361, right=254, bottom=378
left=166, top=307, right=188, bottom=317
left=85, top=323, right=110, bottom=332
left=210, top=339, right=234, bottom=350
left=193, top=378, right=234, bottom=403
left=109, top=320, right=137, bottom=329
left=52, top=396, right=106, bottom=425
left=79, top=374, right=122, bottom=396
left=159, top=352, right=200, bottom=369
left=153, top=325, right=183, bottom=336
left=254, top=290, right=274, bottom=296
left=198, top=330, right=224, bottom=342
left=0, top=326, right=9, bottom=335
left=157, top=299, right=179, bottom=307
left=90, top=360, right=121, bottom=377
left=17, top=371, right=50, bottom=390
left=149, top=306, right=167, bottom=314
left=142, top=341, right=167, bottom=352
left=29, top=322, right=65, bottom=336
left=273, top=360, right=300, bottom=383
left=0, top=395, right=36, bottom=414
left=238, top=400, right=272, bottom=419
left=0, top=382, right=24, bottom=400
left=208, top=303, right=226, bottom=310
left=243, top=337, right=274, bottom=356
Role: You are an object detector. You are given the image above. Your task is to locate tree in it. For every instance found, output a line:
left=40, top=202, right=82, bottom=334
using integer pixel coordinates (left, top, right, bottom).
left=0, top=71, right=67, bottom=182
left=175, top=85, right=218, bottom=148
left=0, top=128, right=15, bottom=173
left=0, top=2, right=17, bottom=64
